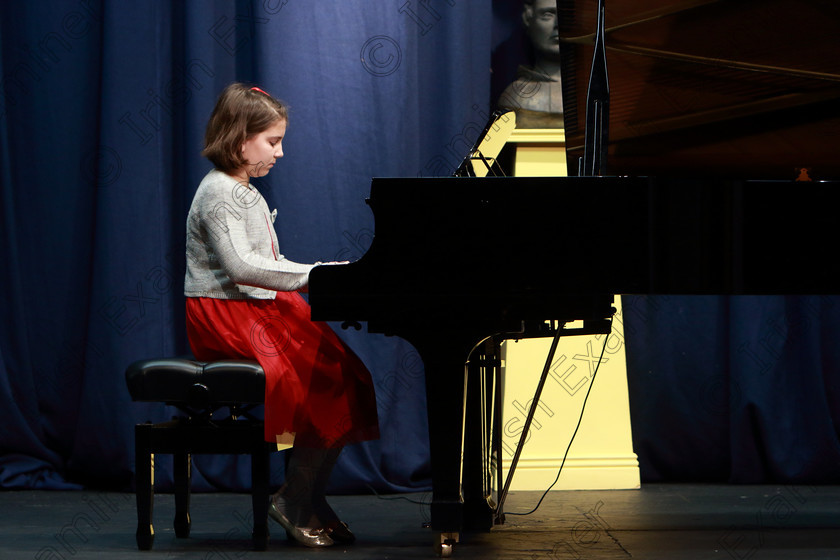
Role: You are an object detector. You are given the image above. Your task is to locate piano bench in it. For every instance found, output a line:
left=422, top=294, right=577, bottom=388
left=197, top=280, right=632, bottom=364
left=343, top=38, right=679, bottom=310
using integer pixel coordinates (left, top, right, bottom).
left=125, top=357, right=273, bottom=551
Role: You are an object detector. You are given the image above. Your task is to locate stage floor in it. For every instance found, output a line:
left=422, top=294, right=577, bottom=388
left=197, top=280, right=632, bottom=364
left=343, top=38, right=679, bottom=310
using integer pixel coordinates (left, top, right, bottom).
left=2, top=484, right=840, bottom=559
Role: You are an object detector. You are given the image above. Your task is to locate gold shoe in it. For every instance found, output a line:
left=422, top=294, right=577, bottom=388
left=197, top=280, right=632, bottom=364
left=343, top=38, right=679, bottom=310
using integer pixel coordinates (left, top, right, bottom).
left=327, top=521, right=355, bottom=544
left=268, top=500, right=334, bottom=547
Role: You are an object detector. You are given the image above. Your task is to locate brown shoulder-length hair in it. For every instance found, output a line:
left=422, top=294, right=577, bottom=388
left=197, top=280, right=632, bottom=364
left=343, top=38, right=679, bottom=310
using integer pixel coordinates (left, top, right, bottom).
left=201, top=83, right=288, bottom=174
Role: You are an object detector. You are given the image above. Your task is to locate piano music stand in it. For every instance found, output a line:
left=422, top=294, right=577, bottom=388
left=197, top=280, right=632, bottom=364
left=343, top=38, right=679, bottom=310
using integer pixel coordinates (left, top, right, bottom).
left=453, top=110, right=516, bottom=177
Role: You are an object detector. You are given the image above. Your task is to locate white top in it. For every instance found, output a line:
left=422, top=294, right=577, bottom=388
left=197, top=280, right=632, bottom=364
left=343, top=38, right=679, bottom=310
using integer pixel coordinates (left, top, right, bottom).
left=184, top=169, right=315, bottom=299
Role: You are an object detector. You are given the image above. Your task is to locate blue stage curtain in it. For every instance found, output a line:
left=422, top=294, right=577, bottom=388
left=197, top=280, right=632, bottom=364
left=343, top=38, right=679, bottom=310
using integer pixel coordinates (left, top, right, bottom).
left=623, top=295, right=840, bottom=484
left=3, top=0, right=840, bottom=495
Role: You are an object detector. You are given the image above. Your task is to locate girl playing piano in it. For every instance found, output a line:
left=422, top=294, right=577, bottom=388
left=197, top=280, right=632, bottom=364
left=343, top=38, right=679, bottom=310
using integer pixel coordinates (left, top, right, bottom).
left=184, top=82, right=379, bottom=547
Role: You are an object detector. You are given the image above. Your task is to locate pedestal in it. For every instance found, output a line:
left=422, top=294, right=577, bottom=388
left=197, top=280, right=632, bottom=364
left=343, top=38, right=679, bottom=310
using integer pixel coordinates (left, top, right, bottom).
left=507, top=128, right=568, bottom=177
left=500, top=129, right=639, bottom=491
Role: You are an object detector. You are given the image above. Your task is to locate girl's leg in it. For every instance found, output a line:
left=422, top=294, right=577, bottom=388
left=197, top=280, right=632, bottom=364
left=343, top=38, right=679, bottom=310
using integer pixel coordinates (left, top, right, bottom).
left=273, top=446, right=330, bottom=527
left=312, top=447, right=342, bottom=525
left=311, top=446, right=356, bottom=543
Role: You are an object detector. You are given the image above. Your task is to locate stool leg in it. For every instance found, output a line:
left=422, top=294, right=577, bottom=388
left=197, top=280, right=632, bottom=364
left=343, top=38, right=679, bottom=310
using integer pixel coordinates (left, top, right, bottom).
left=135, top=424, right=154, bottom=550
left=251, top=442, right=270, bottom=550
left=174, top=452, right=191, bottom=538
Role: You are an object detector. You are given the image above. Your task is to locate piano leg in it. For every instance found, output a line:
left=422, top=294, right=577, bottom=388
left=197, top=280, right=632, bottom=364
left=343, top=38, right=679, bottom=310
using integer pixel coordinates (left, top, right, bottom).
left=404, top=330, right=508, bottom=557
left=410, top=336, right=476, bottom=556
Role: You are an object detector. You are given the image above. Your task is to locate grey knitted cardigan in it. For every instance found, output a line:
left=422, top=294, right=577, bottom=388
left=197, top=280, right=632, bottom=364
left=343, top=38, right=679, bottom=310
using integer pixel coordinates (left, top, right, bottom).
left=185, top=169, right=315, bottom=299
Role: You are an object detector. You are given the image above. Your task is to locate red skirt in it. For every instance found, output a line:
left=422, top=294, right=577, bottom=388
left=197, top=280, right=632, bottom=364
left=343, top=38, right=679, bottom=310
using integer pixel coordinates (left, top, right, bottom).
left=185, top=292, right=379, bottom=448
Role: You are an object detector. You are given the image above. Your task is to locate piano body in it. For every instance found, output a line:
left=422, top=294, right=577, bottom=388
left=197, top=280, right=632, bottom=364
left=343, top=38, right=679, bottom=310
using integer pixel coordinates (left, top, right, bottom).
left=310, top=0, right=840, bottom=556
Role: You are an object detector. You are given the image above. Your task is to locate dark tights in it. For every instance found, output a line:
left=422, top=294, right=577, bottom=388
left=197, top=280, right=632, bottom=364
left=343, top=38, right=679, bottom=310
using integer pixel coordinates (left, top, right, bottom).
left=273, top=446, right=342, bottom=528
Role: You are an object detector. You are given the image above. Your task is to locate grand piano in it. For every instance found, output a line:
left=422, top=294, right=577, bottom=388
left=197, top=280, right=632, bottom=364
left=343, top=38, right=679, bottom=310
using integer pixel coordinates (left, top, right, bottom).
left=309, top=0, right=840, bottom=556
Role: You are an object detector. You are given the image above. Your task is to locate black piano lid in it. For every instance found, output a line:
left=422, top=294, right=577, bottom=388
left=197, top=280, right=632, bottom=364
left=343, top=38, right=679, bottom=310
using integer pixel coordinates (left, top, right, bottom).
left=557, top=0, right=840, bottom=181
left=361, top=175, right=840, bottom=296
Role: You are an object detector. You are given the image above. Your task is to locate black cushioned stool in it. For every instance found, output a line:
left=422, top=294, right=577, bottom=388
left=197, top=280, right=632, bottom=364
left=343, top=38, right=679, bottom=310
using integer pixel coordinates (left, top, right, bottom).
left=126, top=358, right=273, bottom=551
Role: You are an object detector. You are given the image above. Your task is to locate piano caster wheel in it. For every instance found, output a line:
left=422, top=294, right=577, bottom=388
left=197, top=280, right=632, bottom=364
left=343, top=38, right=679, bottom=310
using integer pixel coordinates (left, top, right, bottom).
left=433, top=532, right=458, bottom=558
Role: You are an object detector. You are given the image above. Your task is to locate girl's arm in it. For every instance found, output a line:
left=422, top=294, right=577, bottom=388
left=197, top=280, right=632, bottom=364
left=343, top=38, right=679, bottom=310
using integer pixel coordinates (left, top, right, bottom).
left=201, top=192, right=314, bottom=292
